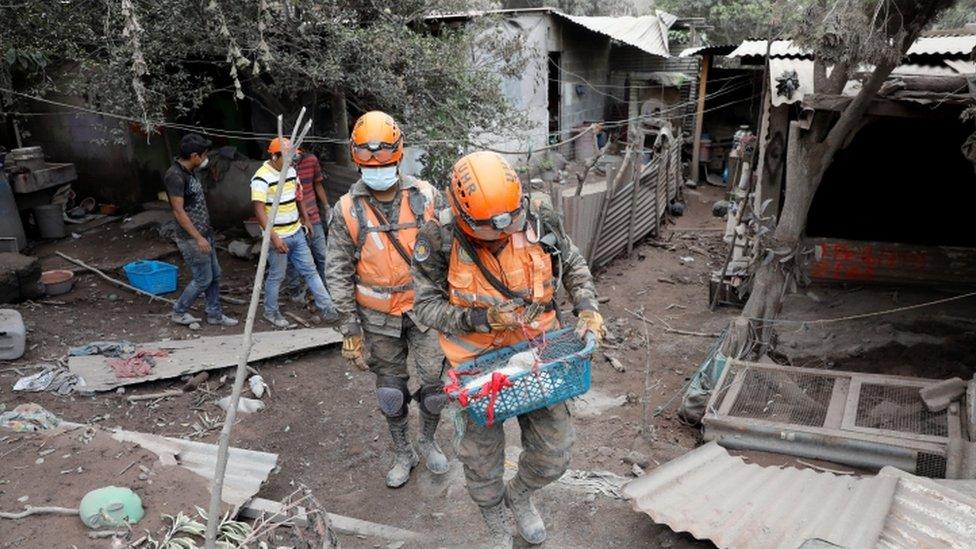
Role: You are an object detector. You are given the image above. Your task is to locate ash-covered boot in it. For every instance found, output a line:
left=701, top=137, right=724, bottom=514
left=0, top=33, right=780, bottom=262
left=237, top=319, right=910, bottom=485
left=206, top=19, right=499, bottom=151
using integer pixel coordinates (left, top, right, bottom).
left=479, top=502, right=514, bottom=549
left=417, top=411, right=450, bottom=474
left=504, top=476, right=546, bottom=544
left=385, top=416, right=419, bottom=488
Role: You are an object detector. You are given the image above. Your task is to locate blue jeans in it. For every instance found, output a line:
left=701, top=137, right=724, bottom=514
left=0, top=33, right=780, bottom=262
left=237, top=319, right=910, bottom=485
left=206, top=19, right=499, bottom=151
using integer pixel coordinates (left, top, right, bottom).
left=173, top=236, right=223, bottom=319
left=265, top=230, right=335, bottom=317
left=285, top=221, right=328, bottom=298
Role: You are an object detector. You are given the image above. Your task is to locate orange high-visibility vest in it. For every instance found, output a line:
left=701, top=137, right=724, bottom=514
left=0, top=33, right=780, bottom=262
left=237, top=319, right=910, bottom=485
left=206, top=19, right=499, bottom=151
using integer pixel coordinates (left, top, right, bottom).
left=439, top=227, right=560, bottom=366
left=339, top=181, right=436, bottom=316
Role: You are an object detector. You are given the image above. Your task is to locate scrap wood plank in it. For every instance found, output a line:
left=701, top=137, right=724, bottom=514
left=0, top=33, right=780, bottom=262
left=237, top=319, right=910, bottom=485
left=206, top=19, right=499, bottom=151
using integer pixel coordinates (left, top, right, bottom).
left=241, top=498, right=425, bottom=542
left=69, top=327, right=342, bottom=392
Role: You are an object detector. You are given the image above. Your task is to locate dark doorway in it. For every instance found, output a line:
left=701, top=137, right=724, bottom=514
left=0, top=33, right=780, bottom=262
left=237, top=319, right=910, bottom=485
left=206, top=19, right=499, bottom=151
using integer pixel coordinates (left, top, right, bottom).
left=548, top=52, right=561, bottom=140
left=807, top=115, right=976, bottom=247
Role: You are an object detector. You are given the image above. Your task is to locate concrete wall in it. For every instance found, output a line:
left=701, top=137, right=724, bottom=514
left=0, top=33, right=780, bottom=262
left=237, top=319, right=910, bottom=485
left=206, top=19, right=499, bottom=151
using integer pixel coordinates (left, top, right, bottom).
left=554, top=21, right=612, bottom=155
left=481, top=12, right=552, bottom=162
left=18, top=98, right=172, bottom=210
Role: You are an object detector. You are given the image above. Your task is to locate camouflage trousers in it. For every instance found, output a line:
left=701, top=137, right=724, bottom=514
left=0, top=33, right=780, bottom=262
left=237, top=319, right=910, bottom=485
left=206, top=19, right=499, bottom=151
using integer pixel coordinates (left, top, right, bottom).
left=364, top=317, right=444, bottom=389
left=457, top=401, right=575, bottom=507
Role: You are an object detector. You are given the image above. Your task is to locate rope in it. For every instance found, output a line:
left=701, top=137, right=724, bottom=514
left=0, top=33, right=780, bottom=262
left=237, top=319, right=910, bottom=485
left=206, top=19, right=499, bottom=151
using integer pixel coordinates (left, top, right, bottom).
left=745, top=290, right=976, bottom=326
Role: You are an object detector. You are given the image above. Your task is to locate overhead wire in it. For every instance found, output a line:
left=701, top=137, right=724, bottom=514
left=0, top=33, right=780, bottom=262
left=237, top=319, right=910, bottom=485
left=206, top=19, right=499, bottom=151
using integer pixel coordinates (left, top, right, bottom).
left=0, top=77, right=756, bottom=155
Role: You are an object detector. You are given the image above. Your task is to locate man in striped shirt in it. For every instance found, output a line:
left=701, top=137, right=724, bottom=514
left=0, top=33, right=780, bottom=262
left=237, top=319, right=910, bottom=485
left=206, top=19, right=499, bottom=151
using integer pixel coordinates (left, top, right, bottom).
left=251, top=138, right=338, bottom=327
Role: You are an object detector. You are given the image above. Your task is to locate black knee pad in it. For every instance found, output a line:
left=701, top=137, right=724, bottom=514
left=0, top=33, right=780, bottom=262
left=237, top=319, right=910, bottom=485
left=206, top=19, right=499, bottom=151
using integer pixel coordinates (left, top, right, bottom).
left=416, top=383, right=448, bottom=415
left=376, top=376, right=409, bottom=419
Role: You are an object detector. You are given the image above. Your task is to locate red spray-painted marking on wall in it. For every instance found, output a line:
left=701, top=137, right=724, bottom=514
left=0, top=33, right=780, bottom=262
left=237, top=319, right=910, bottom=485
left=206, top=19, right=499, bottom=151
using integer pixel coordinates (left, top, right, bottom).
left=810, top=241, right=930, bottom=282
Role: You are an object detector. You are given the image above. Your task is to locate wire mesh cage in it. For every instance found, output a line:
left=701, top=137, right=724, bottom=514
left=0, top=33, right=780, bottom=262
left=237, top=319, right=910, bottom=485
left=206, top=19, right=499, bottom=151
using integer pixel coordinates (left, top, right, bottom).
left=705, top=360, right=958, bottom=478
left=448, top=328, right=595, bottom=426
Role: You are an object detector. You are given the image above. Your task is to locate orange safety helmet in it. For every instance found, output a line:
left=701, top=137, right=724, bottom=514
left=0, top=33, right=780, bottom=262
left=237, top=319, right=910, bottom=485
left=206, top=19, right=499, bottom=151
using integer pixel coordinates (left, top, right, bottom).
left=267, top=137, right=292, bottom=155
left=350, top=111, right=403, bottom=167
left=449, top=151, right=525, bottom=241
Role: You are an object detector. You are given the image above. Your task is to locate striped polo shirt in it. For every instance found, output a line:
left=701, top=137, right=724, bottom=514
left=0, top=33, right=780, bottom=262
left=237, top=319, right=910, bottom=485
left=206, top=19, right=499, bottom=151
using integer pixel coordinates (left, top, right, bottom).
left=250, top=161, right=303, bottom=236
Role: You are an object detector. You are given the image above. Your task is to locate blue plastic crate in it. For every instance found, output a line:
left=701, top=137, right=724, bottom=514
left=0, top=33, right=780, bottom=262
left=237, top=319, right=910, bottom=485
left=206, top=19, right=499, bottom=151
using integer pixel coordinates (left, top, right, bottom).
left=122, top=260, right=178, bottom=295
left=448, top=328, right=595, bottom=426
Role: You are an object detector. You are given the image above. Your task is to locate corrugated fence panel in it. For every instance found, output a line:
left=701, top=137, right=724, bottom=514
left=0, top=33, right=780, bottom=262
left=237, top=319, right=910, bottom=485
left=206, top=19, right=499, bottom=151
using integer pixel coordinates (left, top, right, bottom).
left=562, top=137, right=682, bottom=269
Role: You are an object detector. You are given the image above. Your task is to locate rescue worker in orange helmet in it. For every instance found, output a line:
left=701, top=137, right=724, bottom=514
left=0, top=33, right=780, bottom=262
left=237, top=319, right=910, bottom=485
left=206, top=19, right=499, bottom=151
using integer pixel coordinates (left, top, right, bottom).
left=410, top=151, right=604, bottom=547
left=324, top=111, right=450, bottom=488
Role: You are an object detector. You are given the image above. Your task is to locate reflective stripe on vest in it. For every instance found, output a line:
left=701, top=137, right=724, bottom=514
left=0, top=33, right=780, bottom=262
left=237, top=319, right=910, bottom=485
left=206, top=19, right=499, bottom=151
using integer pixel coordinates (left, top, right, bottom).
left=339, top=182, right=435, bottom=315
left=438, top=230, right=559, bottom=367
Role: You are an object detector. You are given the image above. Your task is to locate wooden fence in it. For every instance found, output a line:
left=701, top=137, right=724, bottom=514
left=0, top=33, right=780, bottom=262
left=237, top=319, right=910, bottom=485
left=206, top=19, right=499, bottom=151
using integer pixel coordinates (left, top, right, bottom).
left=561, top=134, right=682, bottom=270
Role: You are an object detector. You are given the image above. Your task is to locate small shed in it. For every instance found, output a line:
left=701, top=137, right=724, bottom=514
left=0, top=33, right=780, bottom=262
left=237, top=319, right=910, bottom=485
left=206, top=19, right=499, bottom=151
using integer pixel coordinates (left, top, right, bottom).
left=426, top=8, right=703, bottom=162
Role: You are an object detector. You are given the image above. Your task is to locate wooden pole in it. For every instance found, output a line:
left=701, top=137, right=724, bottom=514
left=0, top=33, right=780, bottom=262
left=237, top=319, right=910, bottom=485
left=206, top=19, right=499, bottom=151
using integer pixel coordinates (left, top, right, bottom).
left=55, top=251, right=244, bottom=308
left=626, top=81, right=641, bottom=257
left=689, top=55, right=711, bottom=185
left=203, top=109, right=312, bottom=548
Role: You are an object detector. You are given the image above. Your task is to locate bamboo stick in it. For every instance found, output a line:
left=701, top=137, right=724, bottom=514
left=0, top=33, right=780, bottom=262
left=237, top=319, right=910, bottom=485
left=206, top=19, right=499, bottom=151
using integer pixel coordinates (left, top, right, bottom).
left=204, top=109, right=312, bottom=548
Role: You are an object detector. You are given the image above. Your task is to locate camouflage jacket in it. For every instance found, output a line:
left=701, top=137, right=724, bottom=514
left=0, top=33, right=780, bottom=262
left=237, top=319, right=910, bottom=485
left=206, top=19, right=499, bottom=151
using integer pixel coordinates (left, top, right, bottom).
left=325, top=176, right=447, bottom=338
left=410, top=198, right=598, bottom=335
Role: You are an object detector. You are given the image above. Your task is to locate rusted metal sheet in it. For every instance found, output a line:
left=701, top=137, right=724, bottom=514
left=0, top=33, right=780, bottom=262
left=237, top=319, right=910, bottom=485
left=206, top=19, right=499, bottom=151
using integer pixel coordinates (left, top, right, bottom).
left=624, top=442, right=976, bottom=549
left=802, top=238, right=976, bottom=286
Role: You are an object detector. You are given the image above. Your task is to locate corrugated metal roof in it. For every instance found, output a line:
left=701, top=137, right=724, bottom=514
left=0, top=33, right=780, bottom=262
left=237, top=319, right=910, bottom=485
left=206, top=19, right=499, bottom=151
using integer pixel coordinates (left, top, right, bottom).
left=728, top=39, right=810, bottom=59
left=728, top=35, right=976, bottom=60
left=907, top=34, right=976, bottom=56
left=555, top=12, right=673, bottom=57
left=679, top=44, right=737, bottom=57
left=623, top=442, right=976, bottom=549
left=110, top=428, right=279, bottom=509
left=879, top=467, right=976, bottom=548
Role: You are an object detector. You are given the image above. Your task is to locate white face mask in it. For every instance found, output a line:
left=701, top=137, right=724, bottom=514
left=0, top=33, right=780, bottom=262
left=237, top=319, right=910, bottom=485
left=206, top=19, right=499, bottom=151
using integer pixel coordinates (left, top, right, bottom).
left=361, top=165, right=398, bottom=191
left=199, top=156, right=210, bottom=169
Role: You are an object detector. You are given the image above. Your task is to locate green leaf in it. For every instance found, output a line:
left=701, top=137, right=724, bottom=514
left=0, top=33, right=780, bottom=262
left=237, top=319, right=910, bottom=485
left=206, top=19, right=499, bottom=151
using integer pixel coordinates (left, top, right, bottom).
left=4, top=48, right=15, bottom=66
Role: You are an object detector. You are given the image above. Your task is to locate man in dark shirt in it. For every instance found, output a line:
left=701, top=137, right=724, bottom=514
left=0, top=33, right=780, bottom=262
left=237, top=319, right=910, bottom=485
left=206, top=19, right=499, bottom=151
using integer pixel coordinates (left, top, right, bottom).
left=164, top=133, right=238, bottom=327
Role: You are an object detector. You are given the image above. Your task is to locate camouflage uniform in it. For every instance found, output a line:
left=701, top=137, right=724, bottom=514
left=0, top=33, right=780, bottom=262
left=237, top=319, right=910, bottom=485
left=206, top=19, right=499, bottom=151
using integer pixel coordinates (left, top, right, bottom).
left=325, top=176, right=450, bottom=485
left=410, top=198, right=598, bottom=507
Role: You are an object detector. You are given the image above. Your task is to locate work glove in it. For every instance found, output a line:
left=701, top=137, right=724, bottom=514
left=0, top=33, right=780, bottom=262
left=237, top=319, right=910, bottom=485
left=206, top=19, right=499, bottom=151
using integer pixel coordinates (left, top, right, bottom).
left=341, top=335, right=368, bottom=371
left=574, top=310, right=605, bottom=344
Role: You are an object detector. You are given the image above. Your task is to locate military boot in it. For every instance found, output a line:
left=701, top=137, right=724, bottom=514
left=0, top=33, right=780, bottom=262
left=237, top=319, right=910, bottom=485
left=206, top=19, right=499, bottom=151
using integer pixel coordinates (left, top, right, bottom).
left=385, top=416, right=419, bottom=488
left=479, top=502, right=514, bottom=549
left=504, top=476, right=546, bottom=544
left=417, top=411, right=450, bottom=474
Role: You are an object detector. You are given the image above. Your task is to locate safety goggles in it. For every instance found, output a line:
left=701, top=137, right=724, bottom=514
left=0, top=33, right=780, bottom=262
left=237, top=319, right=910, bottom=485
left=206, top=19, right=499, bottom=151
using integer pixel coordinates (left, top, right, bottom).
left=454, top=195, right=527, bottom=241
left=351, top=138, right=401, bottom=165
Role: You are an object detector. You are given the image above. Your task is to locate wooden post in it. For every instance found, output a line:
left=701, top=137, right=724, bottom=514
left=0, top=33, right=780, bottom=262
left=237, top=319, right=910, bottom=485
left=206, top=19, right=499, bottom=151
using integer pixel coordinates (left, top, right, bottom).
left=626, top=79, right=641, bottom=257
left=690, top=55, right=711, bottom=184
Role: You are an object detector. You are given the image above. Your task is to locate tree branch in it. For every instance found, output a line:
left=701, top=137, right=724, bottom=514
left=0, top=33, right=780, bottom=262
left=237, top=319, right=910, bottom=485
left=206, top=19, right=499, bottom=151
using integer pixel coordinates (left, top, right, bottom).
left=825, top=59, right=851, bottom=95
left=821, top=56, right=897, bottom=157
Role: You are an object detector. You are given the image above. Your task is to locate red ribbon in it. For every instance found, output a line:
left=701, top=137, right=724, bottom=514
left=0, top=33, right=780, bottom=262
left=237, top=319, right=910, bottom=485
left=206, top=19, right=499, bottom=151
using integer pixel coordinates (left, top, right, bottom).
left=476, top=372, right=513, bottom=426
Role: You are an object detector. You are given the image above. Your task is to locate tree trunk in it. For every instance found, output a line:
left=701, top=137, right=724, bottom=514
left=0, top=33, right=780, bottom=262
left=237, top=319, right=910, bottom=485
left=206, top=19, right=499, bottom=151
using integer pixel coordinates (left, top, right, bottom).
left=331, top=88, right=351, bottom=167
left=741, top=121, right=827, bottom=346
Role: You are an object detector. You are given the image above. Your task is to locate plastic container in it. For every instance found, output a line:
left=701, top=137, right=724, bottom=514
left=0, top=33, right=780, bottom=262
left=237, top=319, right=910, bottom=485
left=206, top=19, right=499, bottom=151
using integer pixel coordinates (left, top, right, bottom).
left=41, top=269, right=75, bottom=296
left=78, top=486, right=144, bottom=529
left=33, top=204, right=66, bottom=239
left=446, top=328, right=595, bottom=426
left=0, top=309, right=26, bottom=360
left=123, top=260, right=178, bottom=295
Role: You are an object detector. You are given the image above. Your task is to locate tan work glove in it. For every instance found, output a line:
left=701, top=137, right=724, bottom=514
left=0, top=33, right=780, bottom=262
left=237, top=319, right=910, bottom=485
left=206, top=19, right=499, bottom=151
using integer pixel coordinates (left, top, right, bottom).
left=487, top=301, right=544, bottom=331
left=341, top=335, right=368, bottom=371
left=574, top=310, right=605, bottom=344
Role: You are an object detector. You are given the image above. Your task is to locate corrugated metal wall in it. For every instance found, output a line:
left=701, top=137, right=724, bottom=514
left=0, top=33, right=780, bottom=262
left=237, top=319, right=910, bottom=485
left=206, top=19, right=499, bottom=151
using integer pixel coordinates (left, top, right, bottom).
left=562, top=135, right=682, bottom=270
